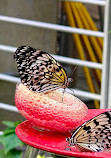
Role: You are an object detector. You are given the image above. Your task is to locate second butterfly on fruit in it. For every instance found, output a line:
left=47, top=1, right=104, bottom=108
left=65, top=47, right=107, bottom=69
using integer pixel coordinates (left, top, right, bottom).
left=66, top=110, right=111, bottom=152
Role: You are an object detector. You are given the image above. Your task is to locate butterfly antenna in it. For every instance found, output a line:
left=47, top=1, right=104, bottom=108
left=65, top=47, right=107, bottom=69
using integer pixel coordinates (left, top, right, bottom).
left=71, top=66, right=78, bottom=76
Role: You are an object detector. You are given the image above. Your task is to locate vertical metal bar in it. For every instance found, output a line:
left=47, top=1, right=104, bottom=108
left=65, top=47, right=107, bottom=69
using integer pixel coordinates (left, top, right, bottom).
left=24, top=146, right=40, bottom=158
left=108, top=40, right=111, bottom=108
left=107, top=8, right=111, bottom=108
left=100, top=0, right=111, bottom=109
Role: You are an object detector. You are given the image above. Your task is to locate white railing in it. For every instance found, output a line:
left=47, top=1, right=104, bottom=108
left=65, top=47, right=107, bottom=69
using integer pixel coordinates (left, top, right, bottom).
left=0, top=15, right=104, bottom=37
left=0, top=103, right=18, bottom=112
left=0, top=44, right=102, bottom=69
left=61, top=0, right=106, bottom=6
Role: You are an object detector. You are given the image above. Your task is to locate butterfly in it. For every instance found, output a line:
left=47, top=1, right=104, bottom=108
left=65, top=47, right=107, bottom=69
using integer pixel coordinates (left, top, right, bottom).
left=14, top=46, right=71, bottom=93
left=66, top=110, right=111, bottom=152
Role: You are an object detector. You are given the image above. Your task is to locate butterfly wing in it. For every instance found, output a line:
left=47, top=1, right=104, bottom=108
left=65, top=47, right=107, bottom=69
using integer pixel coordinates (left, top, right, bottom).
left=14, top=46, right=68, bottom=93
left=67, top=111, right=111, bottom=152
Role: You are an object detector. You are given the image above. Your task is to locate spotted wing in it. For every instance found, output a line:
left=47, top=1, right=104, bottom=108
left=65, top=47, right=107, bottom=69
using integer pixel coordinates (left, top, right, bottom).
left=14, top=46, right=68, bottom=93
left=67, top=111, right=111, bottom=152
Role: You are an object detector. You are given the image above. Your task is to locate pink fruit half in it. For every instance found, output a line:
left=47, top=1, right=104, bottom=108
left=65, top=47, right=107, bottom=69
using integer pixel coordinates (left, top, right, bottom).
left=15, top=83, right=88, bottom=133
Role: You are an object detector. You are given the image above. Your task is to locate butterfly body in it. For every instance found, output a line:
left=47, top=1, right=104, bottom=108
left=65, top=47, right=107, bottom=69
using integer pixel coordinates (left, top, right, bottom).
left=14, top=46, right=69, bottom=93
left=66, top=111, right=111, bottom=152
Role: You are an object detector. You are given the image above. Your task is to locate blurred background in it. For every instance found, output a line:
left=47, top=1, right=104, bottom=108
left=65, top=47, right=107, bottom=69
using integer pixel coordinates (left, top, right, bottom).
left=0, top=0, right=111, bottom=132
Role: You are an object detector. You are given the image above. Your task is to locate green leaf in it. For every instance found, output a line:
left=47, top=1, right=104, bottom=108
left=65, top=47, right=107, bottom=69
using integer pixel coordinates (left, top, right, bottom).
left=0, top=135, right=4, bottom=143
left=0, top=120, right=24, bottom=158
left=2, top=121, right=21, bottom=128
left=3, top=128, right=15, bottom=136
left=0, top=149, right=23, bottom=158
left=1, top=133, right=23, bottom=153
left=0, top=149, right=13, bottom=158
left=14, top=121, right=21, bottom=127
left=2, top=121, right=16, bottom=128
left=10, top=149, right=23, bottom=158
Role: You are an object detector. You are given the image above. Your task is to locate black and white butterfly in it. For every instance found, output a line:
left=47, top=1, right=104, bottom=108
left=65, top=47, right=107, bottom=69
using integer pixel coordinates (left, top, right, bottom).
left=14, top=46, right=71, bottom=93
left=66, top=110, right=111, bottom=152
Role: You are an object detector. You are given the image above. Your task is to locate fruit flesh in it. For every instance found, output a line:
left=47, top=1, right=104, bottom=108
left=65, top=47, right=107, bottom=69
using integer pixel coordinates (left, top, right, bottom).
left=15, top=83, right=88, bottom=133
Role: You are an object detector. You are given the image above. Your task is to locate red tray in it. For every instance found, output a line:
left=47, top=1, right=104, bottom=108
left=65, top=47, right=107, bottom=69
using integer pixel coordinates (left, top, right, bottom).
left=16, top=109, right=111, bottom=158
